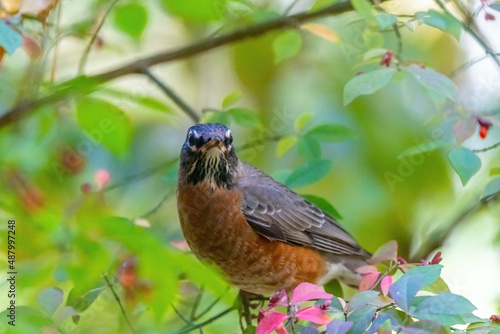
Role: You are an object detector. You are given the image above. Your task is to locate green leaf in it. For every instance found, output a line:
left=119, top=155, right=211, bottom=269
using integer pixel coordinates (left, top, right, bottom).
left=201, top=110, right=231, bottom=125
left=405, top=264, right=443, bottom=287
left=389, top=274, right=423, bottom=312
left=307, top=124, right=354, bottom=142
left=295, top=112, right=314, bottom=132
left=302, top=194, right=343, bottom=220
left=285, top=160, right=333, bottom=188
left=346, top=290, right=379, bottom=312
left=351, top=0, right=374, bottom=22
left=113, top=3, right=148, bottom=40
left=491, top=3, right=500, bottom=12
left=483, top=177, right=500, bottom=199
left=344, top=68, right=397, bottom=105
left=0, top=21, right=23, bottom=55
left=276, top=135, right=298, bottom=157
left=447, top=148, right=481, bottom=186
left=324, top=280, right=344, bottom=299
left=228, top=108, right=262, bottom=128
left=102, top=88, right=173, bottom=112
left=76, top=97, right=133, bottom=155
left=415, top=10, right=462, bottom=40
left=403, top=320, right=449, bottom=334
left=297, top=134, right=321, bottom=159
left=38, top=287, right=64, bottom=316
left=70, top=287, right=105, bottom=312
left=346, top=306, right=377, bottom=334
left=375, top=13, right=398, bottom=29
left=414, top=293, right=477, bottom=324
left=272, top=30, right=302, bottom=63
left=405, top=65, right=457, bottom=102
left=160, top=0, right=226, bottom=22
left=222, top=91, right=242, bottom=109
left=490, top=167, right=500, bottom=176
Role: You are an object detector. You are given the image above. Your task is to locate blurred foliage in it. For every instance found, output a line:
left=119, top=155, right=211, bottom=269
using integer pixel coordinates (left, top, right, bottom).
left=0, top=0, right=499, bottom=333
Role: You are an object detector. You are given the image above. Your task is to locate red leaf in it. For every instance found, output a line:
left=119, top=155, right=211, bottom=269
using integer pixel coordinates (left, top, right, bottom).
left=429, top=251, right=443, bottom=265
left=370, top=240, right=398, bottom=264
left=359, top=272, right=379, bottom=291
left=268, top=290, right=288, bottom=309
left=381, top=276, right=393, bottom=296
left=292, top=282, right=333, bottom=304
left=256, top=311, right=289, bottom=334
left=356, top=265, right=379, bottom=275
left=295, top=306, right=332, bottom=325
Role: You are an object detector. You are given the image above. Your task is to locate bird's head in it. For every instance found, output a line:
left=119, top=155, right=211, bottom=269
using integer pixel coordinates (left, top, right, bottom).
left=179, top=123, right=239, bottom=189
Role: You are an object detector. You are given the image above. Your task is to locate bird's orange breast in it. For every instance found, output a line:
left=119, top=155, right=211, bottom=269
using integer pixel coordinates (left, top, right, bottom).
left=177, top=183, right=327, bottom=295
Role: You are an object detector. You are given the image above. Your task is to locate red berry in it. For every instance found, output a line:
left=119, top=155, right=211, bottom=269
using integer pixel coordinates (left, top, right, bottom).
left=485, top=12, right=496, bottom=21
left=477, top=118, right=492, bottom=139
left=380, top=51, right=393, bottom=67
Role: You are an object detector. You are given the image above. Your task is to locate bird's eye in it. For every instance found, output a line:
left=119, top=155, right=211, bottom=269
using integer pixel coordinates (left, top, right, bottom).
left=188, top=134, right=196, bottom=146
left=224, top=134, right=233, bottom=147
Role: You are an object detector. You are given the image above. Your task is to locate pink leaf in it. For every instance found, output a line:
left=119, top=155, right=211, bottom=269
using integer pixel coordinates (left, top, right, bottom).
left=370, top=240, right=398, bottom=264
left=356, top=265, right=379, bottom=275
left=292, top=282, right=333, bottom=304
left=268, top=290, right=288, bottom=309
left=296, top=307, right=332, bottom=326
left=381, top=276, right=393, bottom=296
left=94, top=169, right=111, bottom=189
left=256, top=311, right=289, bottom=334
left=453, top=116, right=476, bottom=144
left=359, top=272, right=379, bottom=291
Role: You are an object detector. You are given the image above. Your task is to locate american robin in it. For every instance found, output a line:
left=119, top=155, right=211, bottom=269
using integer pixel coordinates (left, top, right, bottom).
left=177, top=123, right=370, bottom=297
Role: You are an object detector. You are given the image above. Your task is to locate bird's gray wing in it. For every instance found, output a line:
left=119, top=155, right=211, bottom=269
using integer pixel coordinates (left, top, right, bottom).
left=237, top=164, right=369, bottom=257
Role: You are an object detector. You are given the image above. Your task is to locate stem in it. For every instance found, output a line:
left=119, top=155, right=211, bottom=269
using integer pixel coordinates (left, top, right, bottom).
left=103, top=275, right=135, bottom=334
left=175, top=307, right=236, bottom=334
left=140, top=68, right=200, bottom=123
left=50, top=0, right=62, bottom=83
left=78, top=0, right=121, bottom=75
left=393, top=23, right=403, bottom=70
left=472, top=140, right=500, bottom=153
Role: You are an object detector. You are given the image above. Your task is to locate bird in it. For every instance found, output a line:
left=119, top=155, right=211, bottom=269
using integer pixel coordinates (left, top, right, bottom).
left=177, top=123, right=371, bottom=297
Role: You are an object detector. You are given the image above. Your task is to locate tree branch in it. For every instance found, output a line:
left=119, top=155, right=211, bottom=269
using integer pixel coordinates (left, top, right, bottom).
left=140, top=67, right=200, bottom=123
left=0, top=0, right=361, bottom=129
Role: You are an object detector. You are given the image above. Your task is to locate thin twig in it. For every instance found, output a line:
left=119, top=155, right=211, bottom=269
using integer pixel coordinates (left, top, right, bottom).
left=0, top=0, right=373, bottom=129
left=103, top=274, right=136, bottom=334
left=472, top=140, right=500, bottom=153
left=190, top=286, right=205, bottom=321
left=78, top=0, right=121, bottom=75
left=175, top=307, right=236, bottom=334
left=192, top=287, right=230, bottom=321
left=50, top=0, right=62, bottom=83
left=140, top=68, right=200, bottom=123
left=141, top=190, right=175, bottom=218
left=172, top=304, right=194, bottom=326
left=284, top=0, right=302, bottom=15
left=393, top=23, right=403, bottom=70
left=449, top=54, right=488, bottom=77
left=434, top=0, right=500, bottom=69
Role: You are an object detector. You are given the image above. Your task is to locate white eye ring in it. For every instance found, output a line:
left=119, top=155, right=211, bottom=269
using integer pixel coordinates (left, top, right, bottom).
left=225, top=129, right=231, bottom=138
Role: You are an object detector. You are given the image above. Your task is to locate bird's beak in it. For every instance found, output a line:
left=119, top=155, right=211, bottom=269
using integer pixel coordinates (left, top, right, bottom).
left=204, top=138, right=226, bottom=153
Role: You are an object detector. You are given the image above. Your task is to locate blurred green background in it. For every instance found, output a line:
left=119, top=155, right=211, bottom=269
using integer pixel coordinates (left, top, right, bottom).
left=0, top=0, right=499, bottom=333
